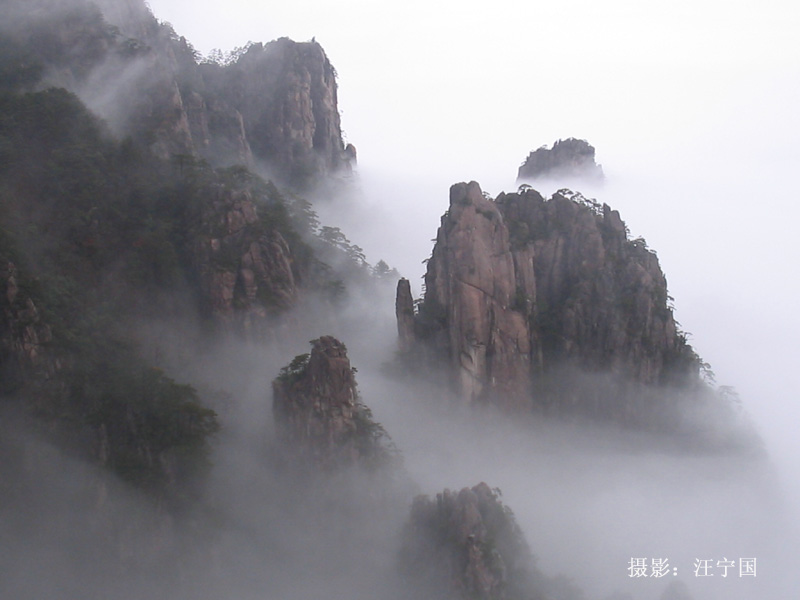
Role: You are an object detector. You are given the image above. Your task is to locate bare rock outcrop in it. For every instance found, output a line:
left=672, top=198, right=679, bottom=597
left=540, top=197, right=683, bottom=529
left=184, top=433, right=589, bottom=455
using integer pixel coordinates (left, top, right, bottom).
left=0, top=259, right=58, bottom=394
left=196, top=95, right=255, bottom=167
left=396, top=277, right=416, bottom=353
left=517, top=138, right=604, bottom=184
left=416, top=182, right=534, bottom=409
left=398, top=181, right=707, bottom=426
left=191, top=179, right=299, bottom=336
left=226, top=38, right=353, bottom=187
left=5, top=0, right=351, bottom=187
left=399, top=483, right=535, bottom=600
left=272, top=336, right=395, bottom=470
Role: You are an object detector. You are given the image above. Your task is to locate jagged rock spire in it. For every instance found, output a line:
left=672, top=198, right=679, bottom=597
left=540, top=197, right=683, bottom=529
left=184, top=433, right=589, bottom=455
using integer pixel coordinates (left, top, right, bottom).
left=272, top=336, right=395, bottom=470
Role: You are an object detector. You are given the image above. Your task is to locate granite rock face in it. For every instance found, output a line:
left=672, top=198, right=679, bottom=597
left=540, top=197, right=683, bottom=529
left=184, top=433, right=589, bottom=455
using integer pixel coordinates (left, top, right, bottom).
left=146, top=33, right=353, bottom=187
left=517, top=138, right=604, bottom=184
left=191, top=180, right=299, bottom=336
left=0, top=259, right=58, bottom=394
left=395, top=277, right=416, bottom=353
left=4, top=0, right=351, bottom=188
left=399, top=182, right=704, bottom=424
left=272, top=336, right=394, bottom=470
left=189, top=93, right=254, bottom=167
left=416, top=182, right=534, bottom=409
left=1, top=0, right=354, bottom=334
left=400, top=483, right=535, bottom=600
left=222, top=38, right=352, bottom=186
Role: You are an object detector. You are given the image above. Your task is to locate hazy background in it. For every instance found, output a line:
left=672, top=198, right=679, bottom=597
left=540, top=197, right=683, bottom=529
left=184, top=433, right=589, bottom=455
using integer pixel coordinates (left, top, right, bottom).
left=140, top=0, right=800, bottom=597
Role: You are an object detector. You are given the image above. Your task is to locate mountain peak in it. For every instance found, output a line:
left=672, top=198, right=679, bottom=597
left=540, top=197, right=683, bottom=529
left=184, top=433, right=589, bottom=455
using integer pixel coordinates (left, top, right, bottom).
left=518, top=138, right=604, bottom=185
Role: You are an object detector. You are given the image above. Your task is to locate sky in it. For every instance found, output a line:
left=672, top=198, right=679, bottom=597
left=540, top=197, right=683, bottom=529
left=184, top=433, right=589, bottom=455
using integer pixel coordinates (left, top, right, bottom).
left=144, top=0, right=800, bottom=595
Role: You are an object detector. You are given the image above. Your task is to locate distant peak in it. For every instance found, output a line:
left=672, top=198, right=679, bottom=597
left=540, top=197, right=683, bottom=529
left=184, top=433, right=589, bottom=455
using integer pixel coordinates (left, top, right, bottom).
left=517, top=137, right=604, bottom=184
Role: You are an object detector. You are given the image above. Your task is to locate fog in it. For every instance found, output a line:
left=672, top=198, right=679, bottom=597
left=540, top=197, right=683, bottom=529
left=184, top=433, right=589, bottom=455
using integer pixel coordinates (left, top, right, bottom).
left=41, top=269, right=789, bottom=600
left=3, top=0, right=799, bottom=598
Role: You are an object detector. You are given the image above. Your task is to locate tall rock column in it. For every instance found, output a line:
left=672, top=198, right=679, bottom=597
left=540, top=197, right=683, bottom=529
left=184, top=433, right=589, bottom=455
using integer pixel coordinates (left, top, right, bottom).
left=395, top=278, right=415, bottom=353
left=420, top=182, right=534, bottom=409
left=272, top=336, right=394, bottom=470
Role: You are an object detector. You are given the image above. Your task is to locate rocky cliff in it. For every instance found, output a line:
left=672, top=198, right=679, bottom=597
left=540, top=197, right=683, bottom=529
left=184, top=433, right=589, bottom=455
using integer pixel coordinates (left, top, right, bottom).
left=399, top=483, right=538, bottom=600
left=272, top=336, right=395, bottom=470
left=200, top=38, right=353, bottom=186
left=0, top=258, right=59, bottom=395
left=518, top=138, right=604, bottom=184
left=0, top=0, right=371, bottom=491
left=398, top=181, right=711, bottom=427
left=0, top=4, right=374, bottom=589
left=0, top=0, right=352, bottom=188
left=187, top=168, right=304, bottom=335
left=0, top=0, right=360, bottom=334
left=395, top=277, right=416, bottom=353
left=408, top=183, right=535, bottom=410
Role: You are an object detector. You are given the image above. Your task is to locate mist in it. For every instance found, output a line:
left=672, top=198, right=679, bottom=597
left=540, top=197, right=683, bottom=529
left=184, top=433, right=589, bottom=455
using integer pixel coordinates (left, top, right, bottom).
left=3, top=0, right=799, bottom=599
left=208, top=0, right=799, bottom=595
